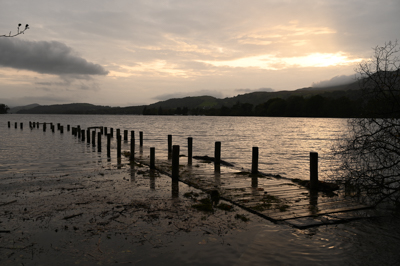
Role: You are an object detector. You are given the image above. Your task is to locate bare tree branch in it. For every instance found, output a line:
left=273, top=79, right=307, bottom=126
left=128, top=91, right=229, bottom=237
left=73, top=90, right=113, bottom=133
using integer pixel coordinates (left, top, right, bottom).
left=1, top=23, right=29, bottom=37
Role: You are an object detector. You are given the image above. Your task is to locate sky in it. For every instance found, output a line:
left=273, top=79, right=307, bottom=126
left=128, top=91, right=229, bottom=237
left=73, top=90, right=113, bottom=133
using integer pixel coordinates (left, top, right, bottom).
left=0, top=0, right=399, bottom=107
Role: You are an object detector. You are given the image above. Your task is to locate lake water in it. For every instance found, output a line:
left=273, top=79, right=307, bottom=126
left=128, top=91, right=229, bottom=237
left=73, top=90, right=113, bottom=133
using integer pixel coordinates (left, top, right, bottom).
left=0, top=114, right=346, bottom=180
left=1, top=114, right=400, bottom=265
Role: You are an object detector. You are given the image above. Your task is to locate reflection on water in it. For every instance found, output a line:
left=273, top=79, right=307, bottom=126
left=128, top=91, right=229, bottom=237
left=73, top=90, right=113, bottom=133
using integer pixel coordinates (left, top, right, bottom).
left=1, top=114, right=345, bottom=180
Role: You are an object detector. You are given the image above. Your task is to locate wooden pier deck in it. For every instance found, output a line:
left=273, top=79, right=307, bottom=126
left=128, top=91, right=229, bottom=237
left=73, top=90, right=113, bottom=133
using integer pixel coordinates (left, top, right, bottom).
left=135, top=153, right=374, bottom=229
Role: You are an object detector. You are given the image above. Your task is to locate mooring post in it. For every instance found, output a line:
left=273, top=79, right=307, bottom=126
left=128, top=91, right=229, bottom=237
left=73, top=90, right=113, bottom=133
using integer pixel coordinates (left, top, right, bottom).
left=36, top=122, right=39, bottom=128
left=251, top=147, right=259, bottom=175
left=14, top=122, right=17, bottom=129
left=51, top=124, right=55, bottom=133
left=150, top=147, right=155, bottom=169
left=57, top=123, right=60, bottom=131
left=92, top=130, right=96, bottom=146
left=97, top=132, right=101, bottom=152
left=20, top=123, right=23, bottom=130
left=139, top=131, right=143, bottom=147
left=67, top=125, right=70, bottom=131
left=130, top=134, right=135, bottom=161
left=124, top=130, right=128, bottom=141
left=172, top=145, right=180, bottom=180
left=104, top=127, right=108, bottom=135
left=60, top=126, right=64, bottom=134
left=8, top=121, right=10, bottom=128
left=310, top=152, right=318, bottom=190
left=43, top=123, right=46, bottom=132
left=215, top=141, right=221, bottom=166
left=81, top=130, right=85, bottom=141
left=110, top=128, right=114, bottom=138
left=188, top=137, right=193, bottom=165
left=77, top=126, right=81, bottom=138
left=168, top=135, right=172, bottom=156
left=87, top=129, right=90, bottom=144
left=100, top=127, right=103, bottom=134
left=107, top=134, right=111, bottom=157
left=117, top=135, right=121, bottom=158
left=116, top=129, right=120, bottom=140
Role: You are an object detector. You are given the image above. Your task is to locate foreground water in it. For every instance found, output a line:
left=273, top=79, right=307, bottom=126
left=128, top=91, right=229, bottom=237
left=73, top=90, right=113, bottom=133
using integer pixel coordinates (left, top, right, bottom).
left=1, top=114, right=400, bottom=265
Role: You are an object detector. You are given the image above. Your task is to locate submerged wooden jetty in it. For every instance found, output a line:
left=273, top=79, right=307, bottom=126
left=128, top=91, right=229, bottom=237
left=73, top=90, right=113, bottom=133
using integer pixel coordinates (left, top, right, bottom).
left=135, top=152, right=374, bottom=229
left=8, top=120, right=375, bottom=229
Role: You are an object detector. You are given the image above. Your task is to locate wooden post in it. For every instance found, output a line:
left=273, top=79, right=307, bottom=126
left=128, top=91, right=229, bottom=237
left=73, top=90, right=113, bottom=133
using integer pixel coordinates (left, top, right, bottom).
left=168, top=135, right=172, bottom=155
left=97, top=132, right=101, bottom=152
left=124, top=130, right=128, bottom=141
left=81, top=130, right=85, bottom=141
left=8, top=121, right=10, bottom=128
left=60, top=126, right=64, bottom=134
left=20, top=123, right=23, bottom=130
left=107, top=134, right=111, bottom=157
left=188, top=137, right=193, bottom=165
left=130, top=132, right=135, bottom=161
left=139, top=131, right=143, bottom=147
left=117, top=135, right=121, bottom=158
left=67, top=125, right=70, bottom=131
left=87, top=129, right=90, bottom=144
left=43, top=123, right=46, bottom=132
left=51, top=124, right=55, bottom=133
left=77, top=126, right=81, bottom=138
left=251, top=147, right=259, bottom=175
left=15, top=122, right=17, bottom=129
left=116, top=129, right=120, bottom=139
left=172, top=145, right=180, bottom=180
left=110, top=128, right=114, bottom=138
left=36, top=122, right=39, bottom=128
left=150, top=147, right=155, bottom=169
left=310, top=152, right=318, bottom=190
left=57, top=123, right=60, bottom=130
left=104, top=127, right=108, bottom=135
left=92, top=130, right=96, bottom=146
left=214, top=141, right=221, bottom=166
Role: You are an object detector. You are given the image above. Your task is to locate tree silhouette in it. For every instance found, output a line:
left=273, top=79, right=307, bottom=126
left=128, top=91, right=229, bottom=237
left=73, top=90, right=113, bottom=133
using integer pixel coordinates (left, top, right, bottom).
left=1, top=23, right=29, bottom=37
left=333, top=41, right=400, bottom=205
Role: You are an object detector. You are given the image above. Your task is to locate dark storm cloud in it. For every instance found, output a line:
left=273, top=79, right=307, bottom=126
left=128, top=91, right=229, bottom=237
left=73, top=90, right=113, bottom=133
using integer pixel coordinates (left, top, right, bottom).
left=0, top=38, right=108, bottom=76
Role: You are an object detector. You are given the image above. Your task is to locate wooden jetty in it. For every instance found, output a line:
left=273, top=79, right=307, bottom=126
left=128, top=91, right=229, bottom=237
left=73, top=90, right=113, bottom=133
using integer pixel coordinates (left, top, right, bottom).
left=135, top=152, right=374, bottom=229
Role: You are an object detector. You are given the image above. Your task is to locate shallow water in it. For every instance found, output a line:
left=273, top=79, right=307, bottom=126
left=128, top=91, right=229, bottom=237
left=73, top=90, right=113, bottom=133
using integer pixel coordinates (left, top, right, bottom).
left=0, top=114, right=345, bottom=180
left=1, top=114, right=400, bottom=265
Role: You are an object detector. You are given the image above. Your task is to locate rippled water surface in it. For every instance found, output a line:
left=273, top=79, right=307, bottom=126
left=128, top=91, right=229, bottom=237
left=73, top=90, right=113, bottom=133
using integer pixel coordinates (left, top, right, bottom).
left=1, top=114, right=346, bottom=179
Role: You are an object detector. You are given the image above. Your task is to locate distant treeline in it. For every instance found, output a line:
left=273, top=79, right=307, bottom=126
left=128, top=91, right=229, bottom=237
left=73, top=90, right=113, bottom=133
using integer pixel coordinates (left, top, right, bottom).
left=143, top=95, right=361, bottom=118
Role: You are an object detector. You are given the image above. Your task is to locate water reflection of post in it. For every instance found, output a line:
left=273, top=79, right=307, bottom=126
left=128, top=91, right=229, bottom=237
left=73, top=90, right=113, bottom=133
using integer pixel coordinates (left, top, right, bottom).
left=172, top=145, right=180, bottom=198
left=130, top=161, right=135, bottom=183
left=149, top=169, right=156, bottom=190
left=117, top=157, right=121, bottom=169
left=309, top=189, right=318, bottom=215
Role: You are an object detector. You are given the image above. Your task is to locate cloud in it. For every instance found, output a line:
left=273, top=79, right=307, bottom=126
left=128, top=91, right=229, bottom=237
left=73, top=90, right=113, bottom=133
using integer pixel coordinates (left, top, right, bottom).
left=235, top=87, right=275, bottom=93
left=0, top=38, right=108, bottom=76
left=312, top=74, right=359, bottom=88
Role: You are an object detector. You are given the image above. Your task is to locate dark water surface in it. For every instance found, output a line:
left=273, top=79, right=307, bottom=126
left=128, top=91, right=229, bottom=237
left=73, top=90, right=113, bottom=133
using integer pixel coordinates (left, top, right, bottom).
left=1, top=114, right=400, bottom=265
